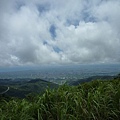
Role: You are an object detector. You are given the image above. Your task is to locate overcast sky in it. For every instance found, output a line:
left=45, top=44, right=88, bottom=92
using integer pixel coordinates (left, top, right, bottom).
left=0, top=0, right=120, bottom=67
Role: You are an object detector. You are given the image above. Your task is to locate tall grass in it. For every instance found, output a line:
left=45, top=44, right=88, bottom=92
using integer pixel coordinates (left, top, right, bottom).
left=0, top=79, right=120, bottom=120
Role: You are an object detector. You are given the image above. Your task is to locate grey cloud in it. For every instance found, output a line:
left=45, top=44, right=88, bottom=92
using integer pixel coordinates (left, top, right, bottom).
left=0, top=0, right=120, bottom=66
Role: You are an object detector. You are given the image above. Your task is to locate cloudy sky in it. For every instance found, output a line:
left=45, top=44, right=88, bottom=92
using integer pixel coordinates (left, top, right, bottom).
left=0, top=0, right=120, bottom=67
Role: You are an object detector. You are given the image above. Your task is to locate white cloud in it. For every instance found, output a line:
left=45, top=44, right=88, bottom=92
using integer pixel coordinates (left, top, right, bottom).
left=0, top=0, right=120, bottom=66
left=55, top=21, right=120, bottom=63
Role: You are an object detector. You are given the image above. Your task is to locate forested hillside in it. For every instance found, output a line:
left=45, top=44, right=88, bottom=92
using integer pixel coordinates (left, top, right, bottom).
left=0, top=78, right=58, bottom=98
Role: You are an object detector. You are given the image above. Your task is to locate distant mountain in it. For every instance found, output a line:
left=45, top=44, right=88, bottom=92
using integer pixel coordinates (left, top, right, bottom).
left=69, top=75, right=115, bottom=86
left=0, top=78, right=59, bottom=98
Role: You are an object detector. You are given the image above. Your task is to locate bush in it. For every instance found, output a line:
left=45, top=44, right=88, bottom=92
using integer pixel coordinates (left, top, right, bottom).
left=0, top=79, right=120, bottom=120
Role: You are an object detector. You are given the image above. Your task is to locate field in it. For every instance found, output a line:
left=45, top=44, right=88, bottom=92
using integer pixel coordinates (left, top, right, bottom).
left=0, top=78, right=120, bottom=120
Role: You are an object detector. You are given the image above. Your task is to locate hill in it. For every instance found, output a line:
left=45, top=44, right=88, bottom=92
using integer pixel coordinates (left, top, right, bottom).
left=0, top=78, right=58, bottom=98
left=0, top=78, right=120, bottom=120
left=69, top=75, right=114, bottom=86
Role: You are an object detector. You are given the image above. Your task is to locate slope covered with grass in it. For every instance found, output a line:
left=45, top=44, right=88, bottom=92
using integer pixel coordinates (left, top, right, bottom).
left=0, top=79, right=120, bottom=120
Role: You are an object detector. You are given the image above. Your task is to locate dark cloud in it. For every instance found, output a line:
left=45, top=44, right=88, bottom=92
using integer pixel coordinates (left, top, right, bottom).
left=49, top=24, right=57, bottom=39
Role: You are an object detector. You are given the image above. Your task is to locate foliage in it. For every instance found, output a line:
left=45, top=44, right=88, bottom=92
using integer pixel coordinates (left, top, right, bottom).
left=0, top=78, right=58, bottom=98
left=0, top=79, right=120, bottom=120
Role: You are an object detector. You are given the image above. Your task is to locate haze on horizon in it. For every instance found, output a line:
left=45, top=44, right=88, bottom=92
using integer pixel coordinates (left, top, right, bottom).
left=0, top=0, right=120, bottom=68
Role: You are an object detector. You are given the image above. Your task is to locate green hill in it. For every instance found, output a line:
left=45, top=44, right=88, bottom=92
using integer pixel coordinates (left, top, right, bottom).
left=0, top=78, right=58, bottom=98
left=69, top=75, right=114, bottom=86
left=0, top=78, right=120, bottom=120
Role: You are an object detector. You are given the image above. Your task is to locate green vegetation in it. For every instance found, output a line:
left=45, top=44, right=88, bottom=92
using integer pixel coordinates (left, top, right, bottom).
left=0, top=79, right=58, bottom=98
left=0, top=79, right=120, bottom=120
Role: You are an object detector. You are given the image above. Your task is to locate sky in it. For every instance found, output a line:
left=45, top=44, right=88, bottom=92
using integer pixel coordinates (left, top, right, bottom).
left=0, top=0, right=120, bottom=67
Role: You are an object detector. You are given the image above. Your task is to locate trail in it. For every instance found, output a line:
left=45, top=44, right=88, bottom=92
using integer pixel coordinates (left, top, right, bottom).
left=0, top=87, right=9, bottom=95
